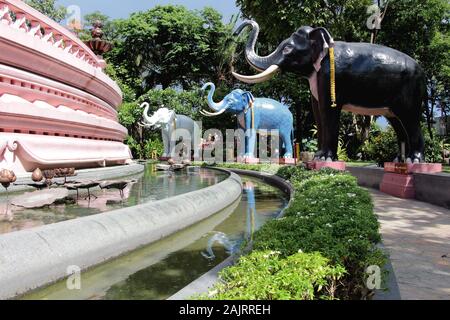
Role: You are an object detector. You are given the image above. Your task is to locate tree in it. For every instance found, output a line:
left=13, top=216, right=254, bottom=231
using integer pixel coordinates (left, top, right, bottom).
left=106, top=5, right=233, bottom=96
left=25, top=0, right=66, bottom=22
left=377, top=0, right=449, bottom=139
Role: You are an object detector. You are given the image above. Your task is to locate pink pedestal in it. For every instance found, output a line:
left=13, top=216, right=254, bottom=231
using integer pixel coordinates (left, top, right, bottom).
left=280, top=158, right=297, bottom=165
left=380, top=173, right=416, bottom=199
left=277, top=158, right=297, bottom=165
left=237, top=157, right=260, bottom=164
left=306, top=161, right=346, bottom=171
left=384, top=162, right=443, bottom=174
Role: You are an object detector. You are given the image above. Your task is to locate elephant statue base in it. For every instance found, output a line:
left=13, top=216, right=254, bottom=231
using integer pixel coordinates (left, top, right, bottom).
left=380, top=162, right=442, bottom=199
left=306, top=160, right=346, bottom=171
left=236, top=157, right=297, bottom=165
left=237, top=156, right=260, bottom=164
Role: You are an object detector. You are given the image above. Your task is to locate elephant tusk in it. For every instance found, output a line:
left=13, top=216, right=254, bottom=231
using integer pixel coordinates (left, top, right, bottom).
left=200, top=109, right=227, bottom=117
left=139, top=122, right=151, bottom=128
left=232, top=65, right=280, bottom=84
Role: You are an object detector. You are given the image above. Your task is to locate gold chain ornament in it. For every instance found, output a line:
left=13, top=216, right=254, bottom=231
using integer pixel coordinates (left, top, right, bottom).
left=329, top=46, right=337, bottom=108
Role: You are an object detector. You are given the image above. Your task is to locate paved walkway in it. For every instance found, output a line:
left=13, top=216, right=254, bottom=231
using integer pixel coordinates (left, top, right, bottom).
left=369, top=189, right=450, bottom=300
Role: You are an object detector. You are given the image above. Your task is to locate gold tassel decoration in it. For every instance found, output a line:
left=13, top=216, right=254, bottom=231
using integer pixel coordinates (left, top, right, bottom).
left=329, top=46, right=337, bottom=108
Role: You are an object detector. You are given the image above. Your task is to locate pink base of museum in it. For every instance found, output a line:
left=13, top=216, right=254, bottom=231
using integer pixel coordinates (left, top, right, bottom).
left=0, top=0, right=132, bottom=173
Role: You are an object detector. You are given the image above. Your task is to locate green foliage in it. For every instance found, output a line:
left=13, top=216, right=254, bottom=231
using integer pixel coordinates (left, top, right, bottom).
left=361, top=124, right=445, bottom=165
left=337, top=139, right=350, bottom=162
left=423, top=125, right=444, bottom=163
left=106, top=5, right=234, bottom=95
left=301, top=138, right=318, bottom=153
left=361, top=126, right=398, bottom=166
left=255, top=170, right=385, bottom=298
left=26, top=0, right=67, bottom=22
left=202, top=251, right=346, bottom=300
left=377, top=0, right=450, bottom=126
left=136, top=88, right=204, bottom=120
left=203, top=165, right=386, bottom=300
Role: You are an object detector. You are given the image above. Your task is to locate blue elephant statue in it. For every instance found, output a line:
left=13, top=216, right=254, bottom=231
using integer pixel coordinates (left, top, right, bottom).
left=201, top=83, right=294, bottom=159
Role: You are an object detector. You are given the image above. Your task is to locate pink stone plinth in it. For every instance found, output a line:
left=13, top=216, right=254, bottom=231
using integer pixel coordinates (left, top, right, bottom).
left=384, top=162, right=443, bottom=174
left=306, top=161, right=346, bottom=171
left=380, top=173, right=416, bottom=199
left=237, top=157, right=260, bottom=164
left=278, top=158, right=297, bottom=165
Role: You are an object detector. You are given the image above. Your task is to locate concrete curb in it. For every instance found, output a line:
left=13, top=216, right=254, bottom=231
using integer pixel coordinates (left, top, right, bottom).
left=0, top=163, right=146, bottom=194
left=0, top=171, right=243, bottom=299
left=168, top=168, right=293, bottom=300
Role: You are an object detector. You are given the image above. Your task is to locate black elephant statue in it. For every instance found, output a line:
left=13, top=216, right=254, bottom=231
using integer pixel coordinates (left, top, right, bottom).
left=233, top=21, right=426, bottom=163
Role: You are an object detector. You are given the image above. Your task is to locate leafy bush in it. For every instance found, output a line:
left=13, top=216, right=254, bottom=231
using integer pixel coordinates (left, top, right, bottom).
left=361, top=124, right=445, bottom=165
left=423, top=126, right=444, bottom=163
left=204, top=165, right=386, bottom=300
left=202, top=251, right=346, bottom=300
left=361, top=126, right=398, bottom=166
left=301, top=138, right=318, bottom=153
left=253, top=174, right=384, bottom=298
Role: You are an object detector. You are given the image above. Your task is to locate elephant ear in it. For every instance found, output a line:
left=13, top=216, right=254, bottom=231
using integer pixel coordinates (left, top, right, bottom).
left=242, top=91, right=255, bottom=105
left=309, top=27, right=334, bottom=72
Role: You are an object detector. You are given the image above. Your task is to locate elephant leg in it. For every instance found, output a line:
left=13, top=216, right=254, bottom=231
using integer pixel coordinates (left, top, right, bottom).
left=162, top=131, right=170, bottom=157
left=168, top=129, right=177, bottom=158
left=396, top=112, right=424, bottom=163
left=311, top=97, right=326, bottom=160
left=192, top=124, right=201, bottom=160
left=316, top=99, right=341, bottom=161
left=244, top=113, right=257, bottom=158
left=386, top=117, right=409, bottom=162
left=280, top=129, right=294, bottom=158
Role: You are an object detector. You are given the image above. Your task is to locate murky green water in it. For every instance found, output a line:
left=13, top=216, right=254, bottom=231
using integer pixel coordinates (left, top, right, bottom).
left=22, top=176, right=287, bottom=300
left=0, top=165, right=228, bottom=235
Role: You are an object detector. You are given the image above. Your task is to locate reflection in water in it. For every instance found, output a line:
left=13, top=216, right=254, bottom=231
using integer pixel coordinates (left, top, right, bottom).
left=201, top=181, right=258, bottom=260
left=0, top=165, right=228, bottom=235
left=23, top=177, right=287, bottom=300
left=201, top=232, right=238, bottom=260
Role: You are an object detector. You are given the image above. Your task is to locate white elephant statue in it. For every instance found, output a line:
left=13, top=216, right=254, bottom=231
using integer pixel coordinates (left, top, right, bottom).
left=140, top=103, right=201, bottom=159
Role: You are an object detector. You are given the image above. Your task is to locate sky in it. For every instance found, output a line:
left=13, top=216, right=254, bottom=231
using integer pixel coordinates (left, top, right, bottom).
left=57, top=0, right=240, bottom=22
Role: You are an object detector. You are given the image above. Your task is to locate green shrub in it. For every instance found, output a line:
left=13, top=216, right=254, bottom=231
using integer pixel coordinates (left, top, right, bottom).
left=276, top=165, right=299, bottom=180
left=423, top=126, right=444, bottom=163
left=204, top=165, right=386, bottom=300
left=361, top=124, right=445, bottom=165
left=201, top=251, right=346, bottom=300
left=361, top=126, right=397, bottom=166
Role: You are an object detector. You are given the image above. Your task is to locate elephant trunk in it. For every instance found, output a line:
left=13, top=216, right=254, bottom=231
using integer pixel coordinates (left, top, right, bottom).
left=232, top=21, right=281, bottom=84
left=234, top=20, right=282, bottom=72
left=141, top=102, right=155, bottom=126
left=201, top=83, right=227, bottom=116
